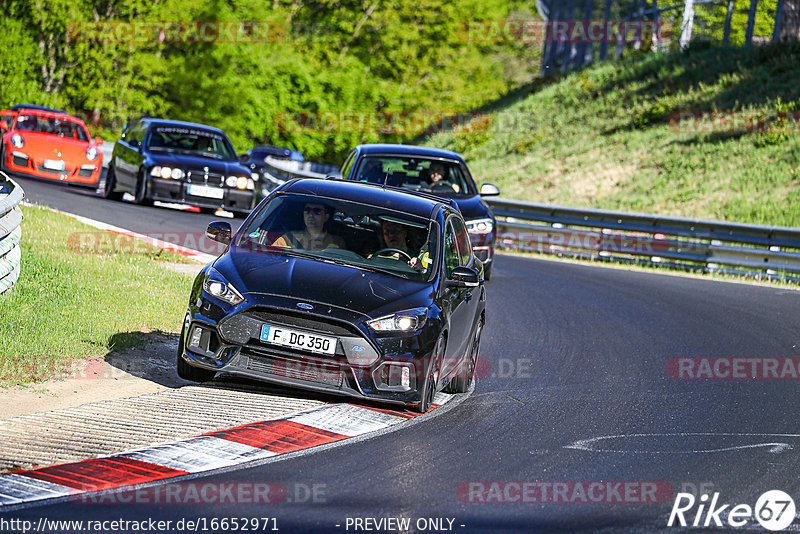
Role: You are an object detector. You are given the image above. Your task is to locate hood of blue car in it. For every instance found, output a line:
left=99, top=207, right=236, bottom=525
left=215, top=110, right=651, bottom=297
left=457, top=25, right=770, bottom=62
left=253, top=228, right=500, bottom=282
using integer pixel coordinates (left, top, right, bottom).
left=213, top=247, right=435, bottom=320
left=453, top=194, right=494, bottom=222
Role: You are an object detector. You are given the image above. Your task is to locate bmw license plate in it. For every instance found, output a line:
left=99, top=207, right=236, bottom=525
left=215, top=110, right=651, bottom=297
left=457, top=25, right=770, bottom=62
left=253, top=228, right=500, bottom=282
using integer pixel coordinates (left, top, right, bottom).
left=187, top=184, right=224, bottom=199
left=43, top=159, right=65, bottom=171
left=260, top=324, right=336, bottom=355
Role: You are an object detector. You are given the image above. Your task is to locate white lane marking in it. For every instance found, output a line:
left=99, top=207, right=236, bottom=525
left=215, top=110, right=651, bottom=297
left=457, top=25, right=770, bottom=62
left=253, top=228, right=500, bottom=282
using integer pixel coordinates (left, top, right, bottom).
left=566, top=432, right=800, bottom=454
left=0, top=474, right=76, bottom=505
left=121, top=436, right=276, bottom=473
left=288, top=404, right=406, bottom=436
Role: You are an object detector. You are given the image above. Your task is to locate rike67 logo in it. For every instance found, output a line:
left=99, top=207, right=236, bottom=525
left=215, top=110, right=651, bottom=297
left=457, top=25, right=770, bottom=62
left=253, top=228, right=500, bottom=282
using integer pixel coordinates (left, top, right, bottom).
left=668, top=490, right=796, bottom=531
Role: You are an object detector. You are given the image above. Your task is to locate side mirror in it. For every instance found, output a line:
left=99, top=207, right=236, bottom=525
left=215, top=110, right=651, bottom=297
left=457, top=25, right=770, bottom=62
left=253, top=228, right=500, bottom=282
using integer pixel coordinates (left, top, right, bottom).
left=206, top=221, right=232, bottom=245
left=0, top=121, right=8, bottom=131
left=94, top=136, right=103, bottom=145
left=480, top=183, right=500, bottom=196
left=446, top=266, right=480, bottom=288
left=325, top=171, right=343, bottom=180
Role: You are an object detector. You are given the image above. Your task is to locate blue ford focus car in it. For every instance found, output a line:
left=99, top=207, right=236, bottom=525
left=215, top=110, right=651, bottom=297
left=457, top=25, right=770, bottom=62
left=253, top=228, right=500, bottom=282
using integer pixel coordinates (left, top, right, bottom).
left=336, top=144, right=500, bottom=280
left=178, top=178, right=486, bottom=412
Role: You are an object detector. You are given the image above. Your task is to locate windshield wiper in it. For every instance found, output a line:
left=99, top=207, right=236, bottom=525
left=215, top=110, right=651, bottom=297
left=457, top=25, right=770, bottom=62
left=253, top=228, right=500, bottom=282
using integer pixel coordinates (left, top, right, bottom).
left=273, top=249, right=411, bottom=279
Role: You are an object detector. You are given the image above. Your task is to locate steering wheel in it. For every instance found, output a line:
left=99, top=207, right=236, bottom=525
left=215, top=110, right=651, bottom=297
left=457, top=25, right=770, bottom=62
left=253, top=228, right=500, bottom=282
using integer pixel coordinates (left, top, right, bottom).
left=372, top=248, right=412, bottom=261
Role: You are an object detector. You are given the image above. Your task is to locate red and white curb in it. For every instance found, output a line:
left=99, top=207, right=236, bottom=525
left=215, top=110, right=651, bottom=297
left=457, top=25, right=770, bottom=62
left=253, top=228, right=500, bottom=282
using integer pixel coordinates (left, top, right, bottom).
left=21, top=201, right=217, bottom=264
left=0, top=395, right=453, bottom=507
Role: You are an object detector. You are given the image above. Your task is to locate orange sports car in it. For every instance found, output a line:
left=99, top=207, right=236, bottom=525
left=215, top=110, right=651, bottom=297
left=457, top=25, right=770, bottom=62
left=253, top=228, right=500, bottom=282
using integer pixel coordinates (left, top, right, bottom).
left=0, top=108, right=104, bottom=187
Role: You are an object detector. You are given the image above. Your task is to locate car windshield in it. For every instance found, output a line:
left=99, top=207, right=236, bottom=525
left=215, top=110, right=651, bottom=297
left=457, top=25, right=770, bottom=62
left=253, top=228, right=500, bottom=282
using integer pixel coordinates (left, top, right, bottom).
left=14, top=114, right=89, bottom=141
left=237, top=194, right=438, bottom=281
left=351, top=156, right=474, bottom=196
left=146, top=125, right=235, bottom=160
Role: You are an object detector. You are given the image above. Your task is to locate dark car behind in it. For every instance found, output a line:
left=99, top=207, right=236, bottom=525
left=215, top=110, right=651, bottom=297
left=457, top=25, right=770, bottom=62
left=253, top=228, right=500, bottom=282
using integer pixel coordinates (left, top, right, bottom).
left=103, top=118, right=258, bottom=216
left=340, top=144, right=500, bottom=279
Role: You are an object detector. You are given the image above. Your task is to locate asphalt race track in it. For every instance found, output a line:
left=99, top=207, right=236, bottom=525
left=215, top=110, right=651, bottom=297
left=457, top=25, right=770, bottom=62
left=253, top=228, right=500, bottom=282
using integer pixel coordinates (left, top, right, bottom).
left=4, top=175, right=800, bottom=532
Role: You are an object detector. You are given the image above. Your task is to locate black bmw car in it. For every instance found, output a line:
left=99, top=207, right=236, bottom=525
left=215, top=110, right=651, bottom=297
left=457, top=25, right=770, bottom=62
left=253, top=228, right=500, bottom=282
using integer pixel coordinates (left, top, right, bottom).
left=338, top=144, right=500, bottom=279
left=103, top=118, right=257, bottom=216
left=178, top=178, right=486, bottom=412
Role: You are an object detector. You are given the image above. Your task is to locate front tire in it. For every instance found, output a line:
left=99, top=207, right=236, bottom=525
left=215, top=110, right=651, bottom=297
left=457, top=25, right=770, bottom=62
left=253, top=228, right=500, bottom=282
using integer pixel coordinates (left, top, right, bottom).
left=134, top=170, right=153, bottom=206
left=445, top=318, right=483, bottom=394
left=103, top=164, right=124, bottom=201
left=413, top=335, right=444, bottom=413
left=176, top=324, right=217, bottom=382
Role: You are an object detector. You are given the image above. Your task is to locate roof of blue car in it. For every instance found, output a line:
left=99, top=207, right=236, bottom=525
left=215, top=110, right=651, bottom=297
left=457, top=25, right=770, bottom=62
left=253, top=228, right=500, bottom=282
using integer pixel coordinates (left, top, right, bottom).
left=355, top=144, right=464, bottom=161
left=141, top=118, right=226, bottom=134
left=281, top=178, right=449, bottom=219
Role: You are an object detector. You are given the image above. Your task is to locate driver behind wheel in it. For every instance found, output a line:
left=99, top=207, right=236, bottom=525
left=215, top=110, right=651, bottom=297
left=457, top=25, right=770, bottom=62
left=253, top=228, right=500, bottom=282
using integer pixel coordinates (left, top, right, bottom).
left=370, top=219, right=428, bottom=272
left=273, top=202, right=346, bottom=251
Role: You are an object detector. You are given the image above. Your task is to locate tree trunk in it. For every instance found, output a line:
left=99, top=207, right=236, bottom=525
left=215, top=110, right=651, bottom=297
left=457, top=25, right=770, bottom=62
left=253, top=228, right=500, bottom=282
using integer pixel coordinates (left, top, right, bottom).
left=780, top=0, right=800, bottom=40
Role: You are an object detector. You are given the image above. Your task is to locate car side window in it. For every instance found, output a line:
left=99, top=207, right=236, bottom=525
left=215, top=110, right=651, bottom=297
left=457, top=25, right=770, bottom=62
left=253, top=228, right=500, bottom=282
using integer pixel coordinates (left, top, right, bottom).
left=341, top=150, right=356, bottom=178
left=444, top=222, right=460, bottom=277
left=451, top=217, right=472, bottom=266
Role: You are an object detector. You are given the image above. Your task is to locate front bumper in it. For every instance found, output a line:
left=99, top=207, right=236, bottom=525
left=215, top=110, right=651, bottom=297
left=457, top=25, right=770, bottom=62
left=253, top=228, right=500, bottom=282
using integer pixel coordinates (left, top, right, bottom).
left=148, top=177, right=255, bottom=212
left=3, top=148, right=100, bottom=186
left=180, top=301, right=437, bottom=407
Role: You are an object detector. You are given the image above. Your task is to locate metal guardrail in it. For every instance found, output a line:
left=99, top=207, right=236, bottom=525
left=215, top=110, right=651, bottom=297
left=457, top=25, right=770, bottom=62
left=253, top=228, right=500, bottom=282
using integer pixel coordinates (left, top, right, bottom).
left=0, top=172, right=23, bottom=295
left=262, top=157, right=339, bottom=182
left=486, top=198, right=800, bottom=281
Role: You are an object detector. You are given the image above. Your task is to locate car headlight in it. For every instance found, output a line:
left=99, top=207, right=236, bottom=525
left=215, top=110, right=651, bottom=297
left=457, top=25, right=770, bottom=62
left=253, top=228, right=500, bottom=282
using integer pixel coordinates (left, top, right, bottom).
left=236, top=176, right=249, bottom=190
left=203, top=272, right=245, bottom=306
left=368, top=307, right=428, bottom=333
left=226, top=176, right=237, bottom=187
left=10, top=134, right=24, bottom=149
left=86, top=146, right=98, bottom=161
left=466, top=218, right=494, bottom=235
left=160, top=166, right=173, bottom=179
left=150, top=166, right=161, bottom=177
left=171, top=167, right=184, bottom=179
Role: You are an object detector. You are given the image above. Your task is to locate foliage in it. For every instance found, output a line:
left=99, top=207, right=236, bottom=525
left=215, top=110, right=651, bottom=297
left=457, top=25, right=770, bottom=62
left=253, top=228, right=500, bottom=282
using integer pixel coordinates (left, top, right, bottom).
left=0, top=0, right=537, bottom=163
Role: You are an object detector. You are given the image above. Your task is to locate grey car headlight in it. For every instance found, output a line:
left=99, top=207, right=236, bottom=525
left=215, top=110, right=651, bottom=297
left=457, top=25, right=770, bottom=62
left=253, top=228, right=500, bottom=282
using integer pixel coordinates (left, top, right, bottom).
left=466, top=218, right=494, bottom=235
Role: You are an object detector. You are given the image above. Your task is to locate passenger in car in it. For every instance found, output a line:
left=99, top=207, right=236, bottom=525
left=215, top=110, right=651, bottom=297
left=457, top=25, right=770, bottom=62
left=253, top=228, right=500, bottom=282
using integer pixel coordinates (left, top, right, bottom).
left=371, top=220, right=427, bottom=272
left=273, top=202, right=346, bottom=251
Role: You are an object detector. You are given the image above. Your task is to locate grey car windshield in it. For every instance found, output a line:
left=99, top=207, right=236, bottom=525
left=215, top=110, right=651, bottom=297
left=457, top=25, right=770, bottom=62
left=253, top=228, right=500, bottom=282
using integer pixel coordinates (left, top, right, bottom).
left=238, top=194, right=438, bottom=281
left=352, top=156, right=474, bottom=196
left=146, top=126, right=236, bottom=160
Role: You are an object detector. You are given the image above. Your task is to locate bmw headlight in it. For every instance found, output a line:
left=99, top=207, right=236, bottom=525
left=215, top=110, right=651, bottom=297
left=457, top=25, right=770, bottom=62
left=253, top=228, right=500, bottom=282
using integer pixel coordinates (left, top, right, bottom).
left=466, top=218, right=494, bottom=235
left=10, top=134, right=24, bottom=149
left=150, top=166, right=161, bottom=177
left=203, top=271, right=245, bottom=306
left=368, top=307, right=428, bottom=333
left=86, top=146, right=98, bottom=161
left=160, top=166, right=172, bottom=179
left=171, top=167, right=184, bottom=179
